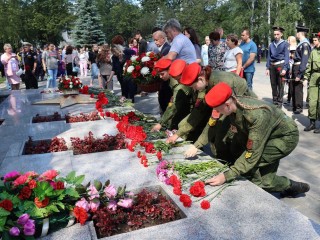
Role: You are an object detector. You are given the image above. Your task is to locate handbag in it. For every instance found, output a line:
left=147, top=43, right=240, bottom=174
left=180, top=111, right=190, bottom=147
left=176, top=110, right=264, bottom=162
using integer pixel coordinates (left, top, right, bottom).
left=72, top=57, right=80, bottom=73
left=16, top=68, right=25, bottom=77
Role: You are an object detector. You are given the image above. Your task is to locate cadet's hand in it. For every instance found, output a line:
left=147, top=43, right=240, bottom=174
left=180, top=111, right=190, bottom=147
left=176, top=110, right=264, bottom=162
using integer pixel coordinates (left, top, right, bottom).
left=280, top=70, right=286, bottom=76
left=295, top=77, right=301, bottom=82
left=166, top=133, right=179, bottom=144
left=184, top=145, right=198, bottom=158
left=151, top=123, right=161, bottom=132
left=205, top=173, right=226, bottom=186
left=265, top=70, right=270, bottom=76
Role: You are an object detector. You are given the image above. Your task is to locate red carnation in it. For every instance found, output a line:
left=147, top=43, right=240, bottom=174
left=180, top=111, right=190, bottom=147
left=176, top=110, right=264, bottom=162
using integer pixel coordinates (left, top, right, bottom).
left=19, top=186, right=32, bottom=200
left=169, top=175, right=180, bottom=187
left=179, top=194, right=192, bottom=207
left=34, top=197, right=50, bottom=208
left=54, top=181, right=65, bottom=190
left=137, top=151, right=142, bottom=158
left=105, top=111, right=111, bottom=117
left=200, top=200, right=211, bottom=210
left=193, top=181, right=205, bottom=188
left=173, top=186, right=182, bottom=196
left=156, top=151, right=162, bottom=161
left=0, top=199, right=13, bottom=212
left=73, top=207, right=88, bottom=225
left=151, top=69, right=157, bottom=77
left=189, top=184, right=206, bottom=197
left=90, top=93, right=94, bottom=98
left=28, top=180, right=37, bottom=189
left=135, top=65, right=142, bottom=71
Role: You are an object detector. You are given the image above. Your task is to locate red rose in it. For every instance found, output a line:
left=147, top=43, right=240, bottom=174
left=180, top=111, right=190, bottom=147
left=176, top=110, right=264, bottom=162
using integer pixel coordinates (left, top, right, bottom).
left=73, top=206, right=88, bottom=225
left=179, top=194, right=192, bottom=207
left=19, top=186, right=32, bottom=200
left=0, top=199, right=13, bottom=212
left=189, top=184, right=206, bottom=197
left=151, top=69, right=157, bottom=77
left=173, top=187, right=182, bottom=196
left=135, top=65, right=142, bottom=71
left=200, top=200, right=211, bottom=210
left=28, top=180, right=37, bottom=189
left=34, top=197, right=49, bottom=208
left=156, top=151, right=162, bottom=161
left=54, top=181, right=65, bottom=190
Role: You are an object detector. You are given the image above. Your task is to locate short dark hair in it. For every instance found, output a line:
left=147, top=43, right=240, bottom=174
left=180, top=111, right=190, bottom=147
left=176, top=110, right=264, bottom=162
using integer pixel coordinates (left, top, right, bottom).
left=66, top=45, right=73, bottom=55
left=242, top=28, right=250, bottom=37
left=209, top=31, right=220, bottom=41
left=135, top=30, right=142, bottom=36
left=227, top=34, right=239, bottom=45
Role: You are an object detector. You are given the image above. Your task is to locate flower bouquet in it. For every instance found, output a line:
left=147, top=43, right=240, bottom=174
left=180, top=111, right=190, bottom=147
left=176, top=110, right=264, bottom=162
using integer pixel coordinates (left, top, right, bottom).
left=58, top=76, right=83, bottom=95
left=0, top=170, right=85, bottom=238
left=123, top=52, right=162, bottom=92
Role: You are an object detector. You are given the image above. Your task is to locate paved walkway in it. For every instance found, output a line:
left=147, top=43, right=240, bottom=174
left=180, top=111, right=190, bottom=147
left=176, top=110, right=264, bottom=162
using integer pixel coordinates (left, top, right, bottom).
left=1, top=64, right=319, bottom=225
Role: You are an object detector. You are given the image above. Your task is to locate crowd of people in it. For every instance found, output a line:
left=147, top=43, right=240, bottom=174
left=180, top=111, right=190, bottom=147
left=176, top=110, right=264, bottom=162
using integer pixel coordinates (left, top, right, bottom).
left=0, top=18, right=316, bottom=198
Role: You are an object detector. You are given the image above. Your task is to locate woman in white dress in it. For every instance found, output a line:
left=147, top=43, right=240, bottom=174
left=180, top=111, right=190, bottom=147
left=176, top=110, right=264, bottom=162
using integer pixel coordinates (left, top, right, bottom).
left=223, top=34, right=243, bottom=77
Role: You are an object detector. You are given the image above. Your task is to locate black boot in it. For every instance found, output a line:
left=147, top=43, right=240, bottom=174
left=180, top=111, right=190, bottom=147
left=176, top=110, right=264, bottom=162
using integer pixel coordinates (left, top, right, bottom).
left=304, top=120, right=316, bottom=131
left=280, top=180, right=310, bottom=198
left=314, top=128, right=320, bottom=134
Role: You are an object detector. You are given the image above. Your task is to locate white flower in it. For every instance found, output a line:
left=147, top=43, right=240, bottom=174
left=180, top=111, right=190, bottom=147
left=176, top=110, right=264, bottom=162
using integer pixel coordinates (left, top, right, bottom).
left=69, top=85, right=73, bottom=88
left=146, top=52, right=151, bottom=56
left=127, top=66, right=135, bottom=73
left=130, top=55, right=138, bottom=61
left=141, top=56, right=150, bottom=62
left=140, top=67, right=150, bottom=75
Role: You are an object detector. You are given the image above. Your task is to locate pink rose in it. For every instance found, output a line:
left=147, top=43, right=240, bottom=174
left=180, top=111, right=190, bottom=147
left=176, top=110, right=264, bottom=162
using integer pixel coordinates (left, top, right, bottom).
left=107, top=200, right=117, bottom=211
left=75, top=198, right=89, bottom=212
left=89, top=200, right=100, bottom=212
left=117, top=198, right=133, bottom=208
left=13, top=175, right=28, bottom=187
left=104, top=185, right=116, bottom=198
left=40, top=170, right=58, bottom=181
left=88, top=185, right=99, bottom=200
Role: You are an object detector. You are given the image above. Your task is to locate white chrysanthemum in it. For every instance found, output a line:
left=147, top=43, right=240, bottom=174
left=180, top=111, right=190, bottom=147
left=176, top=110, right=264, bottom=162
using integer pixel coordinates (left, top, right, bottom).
left=141, top=56, right=150, bottom=62
left=69, top=85, right=73, bottom=88
left=127, top=66, right=135, bottom=73
left=130, top=55, right=138, bottom=61
left=146, top=52, right=151, bottom=56
left=140, top=67, right=150, bottom=75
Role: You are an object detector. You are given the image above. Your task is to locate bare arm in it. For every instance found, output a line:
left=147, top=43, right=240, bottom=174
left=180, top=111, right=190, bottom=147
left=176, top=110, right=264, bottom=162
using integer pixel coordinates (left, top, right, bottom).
left=243, top=52, right=256, bottom=69
left=162, top=51, right=177, bottom=61
left=235, top=53, right=243, bottom=75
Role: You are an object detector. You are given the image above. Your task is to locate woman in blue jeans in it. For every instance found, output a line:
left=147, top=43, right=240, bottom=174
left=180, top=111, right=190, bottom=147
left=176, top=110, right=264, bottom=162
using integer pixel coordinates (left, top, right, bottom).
left=42, top=44, right=60, bottom=89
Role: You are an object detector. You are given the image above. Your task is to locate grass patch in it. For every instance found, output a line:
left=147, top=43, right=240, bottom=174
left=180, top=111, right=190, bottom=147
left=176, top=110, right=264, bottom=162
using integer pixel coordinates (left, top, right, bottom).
left=0, top=76, right=6, bottom=84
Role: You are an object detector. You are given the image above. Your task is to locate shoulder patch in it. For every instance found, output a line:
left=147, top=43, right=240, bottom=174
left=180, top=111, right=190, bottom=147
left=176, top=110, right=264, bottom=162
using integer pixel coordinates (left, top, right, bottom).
left=208, top=117, right=216, bottom=126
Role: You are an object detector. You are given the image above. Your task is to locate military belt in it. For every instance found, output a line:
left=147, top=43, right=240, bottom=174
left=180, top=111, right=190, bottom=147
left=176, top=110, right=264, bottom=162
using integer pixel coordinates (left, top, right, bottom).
left=271, top=60, right=284, bottom=65
left=293, top=62, right=301, bottom=65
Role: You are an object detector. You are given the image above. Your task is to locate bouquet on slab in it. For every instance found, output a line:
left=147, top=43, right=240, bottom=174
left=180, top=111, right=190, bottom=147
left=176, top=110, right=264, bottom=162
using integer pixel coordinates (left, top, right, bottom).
left=123, top=52, right=161, bottom=85
left=58, top=76, right=83, bottom=91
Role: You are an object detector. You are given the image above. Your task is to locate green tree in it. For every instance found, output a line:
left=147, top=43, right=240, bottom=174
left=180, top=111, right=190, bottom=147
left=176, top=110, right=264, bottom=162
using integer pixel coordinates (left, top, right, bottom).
left=72, top=0, right=106, bottom=46
left=300, top=0, right=320, bottom=33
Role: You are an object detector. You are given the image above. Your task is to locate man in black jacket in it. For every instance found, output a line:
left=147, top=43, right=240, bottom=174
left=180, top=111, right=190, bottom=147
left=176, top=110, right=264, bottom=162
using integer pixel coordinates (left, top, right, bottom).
left=153, top=30, right=173, bottom=113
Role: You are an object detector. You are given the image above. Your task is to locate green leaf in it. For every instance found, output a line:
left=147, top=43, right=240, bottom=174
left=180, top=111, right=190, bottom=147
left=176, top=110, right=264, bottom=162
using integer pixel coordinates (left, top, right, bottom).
left=94, top=180, right=102, bottom=191
left=33, top=181, right=54, bottom=200
left=65, top=188, right=80, bottom=199
left=65, top=171, right=76, bottom=183
left=73, top=175, right=85, bottom=185
left=104, top=180, right=110, bottom=187
left=47, top=204, right=60, bottom=213
left=0, top=207, right=10, bottom=217
left=55, top=202, right=65, bottom=210
left=0, top=216, right=7, bottom=232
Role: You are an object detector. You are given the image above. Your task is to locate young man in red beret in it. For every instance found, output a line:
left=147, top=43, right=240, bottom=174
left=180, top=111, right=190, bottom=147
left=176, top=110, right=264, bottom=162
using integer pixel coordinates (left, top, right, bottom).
left=152, top=59, right=193, bottom=131
left=203, top=82, right=310, bottom=198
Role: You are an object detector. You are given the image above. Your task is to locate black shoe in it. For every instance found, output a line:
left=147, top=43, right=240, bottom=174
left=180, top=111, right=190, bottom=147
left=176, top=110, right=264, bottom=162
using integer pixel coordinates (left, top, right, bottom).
left=280, top=180, right=310, bottom=198
left=304, top=120, right=316, bottom=131
left=314, top=128, right=320, bottom=134
left=293, top=109, right=302, bottom=114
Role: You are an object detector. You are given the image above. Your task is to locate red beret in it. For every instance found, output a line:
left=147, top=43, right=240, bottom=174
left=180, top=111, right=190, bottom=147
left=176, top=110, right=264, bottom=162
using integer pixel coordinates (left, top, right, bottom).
left=179, top=63, right=201, bottom=86
left=154, top=59, right=171, bottom=71
left=169, top=59, right=187, bottom=77
left=205, top=82, right=233, bottom=108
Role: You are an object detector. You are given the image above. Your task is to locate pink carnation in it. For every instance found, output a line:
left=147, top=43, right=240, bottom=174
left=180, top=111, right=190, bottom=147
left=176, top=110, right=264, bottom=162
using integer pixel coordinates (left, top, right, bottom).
left=40, top=170, right=58, bottom=181
left=24, top=171, right=37, bottom=178
left=117, top=198, right=133, bottom=208
left=104, top=185, right=117, bottom=198
left=13, top=175, right=28, bottom=187
left=88, top=185, right=99, bottom=200
left=89, top=200, right=100, bottom=212
left=75, top=198, right=89, bottom=212
left=4, top=171, right=20, bottom=182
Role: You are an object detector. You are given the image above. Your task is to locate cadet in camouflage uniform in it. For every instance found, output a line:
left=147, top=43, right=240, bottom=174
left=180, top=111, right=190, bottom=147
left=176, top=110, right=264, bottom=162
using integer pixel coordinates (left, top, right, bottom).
left=167, top=63, right=256, bottom=146
left=303, top=32, right=320, bottom=133
left=291, top=26, right=311, bottom=114
left=151, top=59, right=194, bottom=131
left=204, top=82, right=310, bottom=197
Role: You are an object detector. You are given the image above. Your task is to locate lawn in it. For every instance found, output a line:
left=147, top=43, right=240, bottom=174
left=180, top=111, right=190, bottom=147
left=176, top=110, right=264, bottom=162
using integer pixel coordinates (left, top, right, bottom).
left=0, top=76, right=5, bottom=84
